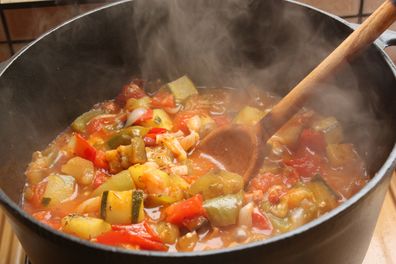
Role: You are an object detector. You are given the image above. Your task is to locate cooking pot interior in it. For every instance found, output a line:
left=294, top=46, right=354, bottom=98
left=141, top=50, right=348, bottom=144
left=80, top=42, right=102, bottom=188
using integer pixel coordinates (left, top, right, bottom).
left=0, top=0, right=395, bottom=205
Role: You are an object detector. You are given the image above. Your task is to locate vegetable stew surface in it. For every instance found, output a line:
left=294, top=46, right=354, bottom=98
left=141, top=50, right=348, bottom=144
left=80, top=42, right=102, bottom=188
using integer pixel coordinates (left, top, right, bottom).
left=22, top=76, right=368, bottom=252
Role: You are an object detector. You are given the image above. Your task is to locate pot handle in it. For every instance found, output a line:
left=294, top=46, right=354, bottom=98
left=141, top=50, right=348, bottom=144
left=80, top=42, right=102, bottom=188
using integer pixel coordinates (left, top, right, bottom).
left=347, top=22, right=396, bottom=48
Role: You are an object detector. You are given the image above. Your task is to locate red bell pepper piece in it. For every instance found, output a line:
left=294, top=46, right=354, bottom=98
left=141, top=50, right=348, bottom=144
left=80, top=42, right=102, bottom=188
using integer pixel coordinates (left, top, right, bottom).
left=148, top=127, right=167, bottom=135
left=151, top=90, right=175, bottom=108
left=74, top=134, right=109, bottom=170
left=165, top=194, right=206, bottom=225
left=252, top=208, right=273, bottom=232
left=143, top=135, right=156, bottom=147
left=74, top=133, right=97, bottom=162
left=97, top=222, right=167, bottom=251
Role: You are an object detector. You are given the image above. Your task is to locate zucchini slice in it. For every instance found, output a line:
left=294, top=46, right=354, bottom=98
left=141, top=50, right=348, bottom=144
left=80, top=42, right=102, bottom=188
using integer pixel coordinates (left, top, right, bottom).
left=62, top=215, right=111, bottom=240
left=92, top=169, right=135, bottom=197
left=100, top=190, right=144, bottom=224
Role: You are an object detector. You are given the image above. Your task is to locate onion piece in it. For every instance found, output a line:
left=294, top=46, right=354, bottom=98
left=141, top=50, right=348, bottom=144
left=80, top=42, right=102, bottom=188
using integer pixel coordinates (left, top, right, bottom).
left=125, top=108, right=147, bottom=127
left=164, top=104, right=182, bottom=114
left=238, top=202, right=254, bottom=228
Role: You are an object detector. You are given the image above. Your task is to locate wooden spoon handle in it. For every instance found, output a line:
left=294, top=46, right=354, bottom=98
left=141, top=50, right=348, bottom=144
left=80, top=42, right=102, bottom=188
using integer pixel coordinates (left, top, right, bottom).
left=259, top=0, right=396, bottom=137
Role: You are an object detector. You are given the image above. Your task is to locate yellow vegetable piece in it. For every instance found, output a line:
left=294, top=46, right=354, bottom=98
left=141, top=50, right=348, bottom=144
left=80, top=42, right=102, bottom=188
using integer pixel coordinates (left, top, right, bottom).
left=233, top=106, right=266, bottom=126
left=61, top=157, right=94, bottom=185
left=62, top=215, right=111, bottom=240
left=141, top=109, right=173, bottom=130
left=92, top=169, right=135, bottom=197
left=42, top=174, right=75, bottom=207
left=167, top=75, right=198, bottom=102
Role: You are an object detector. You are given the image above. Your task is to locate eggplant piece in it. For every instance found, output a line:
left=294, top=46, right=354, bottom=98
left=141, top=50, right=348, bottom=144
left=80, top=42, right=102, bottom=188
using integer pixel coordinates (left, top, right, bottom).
left=326, top=143, right=359, bottom=167
left=190, top=170, right=244, bottom=200
left=203, top=193, right=243, bottom=227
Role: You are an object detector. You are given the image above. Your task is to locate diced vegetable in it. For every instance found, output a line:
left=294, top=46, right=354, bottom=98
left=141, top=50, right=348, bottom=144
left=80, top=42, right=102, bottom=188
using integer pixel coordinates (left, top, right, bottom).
left=252, top=208, right=272, bottom=231
left=141, top=109, right=173, bottom=131
left=71, top=110, right=103, bottom=133
left=155, top=222, right=180, bottom=244
left=105, top=138, right=147, bottom=174
left=326, top=144, right=358, bottom=167
left=42, top=174, right=75, bottom=207
left=266, top=214, right=291, bottom=234
left=299, top=129, right=326, bottom=153
left=61, top=157, right=94, bottom=185
left=100, top=190, right=144, bottom=224
left=167, top=75, right=198, bottom=102
left=145, top=146, right=174, bottom=167
left=312, top=116, right=344, bottom=144
left=238, top=202, right=254, bottom=228
left=203, top=193, right=243, bottom=227
left=125, top=108, right=151, bottom=127
left=92, top=170, right=135, bottom=197
left=182, top=216, right=208, bottom=231
left=74, top=133, right=97, bottom=162
left=61, top=215, right=111, bottom=239
left=75, top=196, right=101, bottom=215
left=233, top=106, right=266, bottom=126
left=116, top=82, right=146, bottom=106
left=151, top=90, right=176, bottom=108
left=176, top=231, right=198, bottom=252
left=97, top=222, right=168, bottom=251
left=307, top=178, right=338, bottom=213
left=165, top=194, right=206, bottom=225
left=126, top=97, right=151, bottom=111
left=190, top=170, right=244, bottom=200
left=130, top=165, right=170, bottom=194
left=270, top=120, right=304, bottom=148
left=106, top=126, right=149, bottom=149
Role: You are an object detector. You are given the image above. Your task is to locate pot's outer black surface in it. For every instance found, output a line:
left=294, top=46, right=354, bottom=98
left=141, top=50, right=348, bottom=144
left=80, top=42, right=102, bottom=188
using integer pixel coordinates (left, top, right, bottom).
left=0, top=0, right=396, bottom=263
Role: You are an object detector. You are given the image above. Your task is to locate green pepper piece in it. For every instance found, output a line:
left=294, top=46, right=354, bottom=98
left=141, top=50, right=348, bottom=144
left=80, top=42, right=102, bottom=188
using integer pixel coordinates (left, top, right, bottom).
left=107, top=133, right=132, bottom=149
left=71, top=110, right=103, bottom=133
left=203, top=193, right=243, bottom=227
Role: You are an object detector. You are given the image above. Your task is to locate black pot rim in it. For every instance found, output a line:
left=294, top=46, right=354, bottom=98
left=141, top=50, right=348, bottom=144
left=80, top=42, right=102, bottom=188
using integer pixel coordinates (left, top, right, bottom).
left=0, top=0, right=396, bottom=258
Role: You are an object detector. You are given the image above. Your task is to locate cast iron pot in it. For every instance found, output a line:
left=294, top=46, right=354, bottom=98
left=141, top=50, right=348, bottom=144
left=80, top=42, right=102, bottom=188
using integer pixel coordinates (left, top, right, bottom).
left=0, top=0, right=395, bottom=263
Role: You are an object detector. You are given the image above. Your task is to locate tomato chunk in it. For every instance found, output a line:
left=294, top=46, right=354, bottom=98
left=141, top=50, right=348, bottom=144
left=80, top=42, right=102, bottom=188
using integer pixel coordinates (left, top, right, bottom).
left=151, top=90, right=175, bottom=108
left=116, top=83, right=146, bottom=106
left=252, top=208, right=272, bottom=232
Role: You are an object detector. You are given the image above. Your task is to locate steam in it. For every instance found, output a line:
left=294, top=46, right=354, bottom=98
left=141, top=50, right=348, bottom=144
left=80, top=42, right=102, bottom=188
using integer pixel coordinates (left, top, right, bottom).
left=131, top=0, right=391, bottom=173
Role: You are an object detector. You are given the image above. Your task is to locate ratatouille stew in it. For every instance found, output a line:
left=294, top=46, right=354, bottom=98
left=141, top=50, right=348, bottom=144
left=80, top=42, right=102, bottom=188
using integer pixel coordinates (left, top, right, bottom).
left=23, top=76, right=368, bottom=252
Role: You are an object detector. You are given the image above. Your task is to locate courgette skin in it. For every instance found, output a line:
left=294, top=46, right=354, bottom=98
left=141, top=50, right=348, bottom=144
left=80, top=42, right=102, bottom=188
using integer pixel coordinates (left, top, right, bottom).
left=100, top=191, right=109, bottom=220
left=100, top=190, right=144, bottom=224
left=132, top=190, right=144, bottom=223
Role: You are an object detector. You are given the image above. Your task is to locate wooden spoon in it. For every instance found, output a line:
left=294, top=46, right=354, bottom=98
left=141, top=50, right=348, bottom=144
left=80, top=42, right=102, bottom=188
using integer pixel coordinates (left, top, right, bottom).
left=198, top=0, right=396, bottom=183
